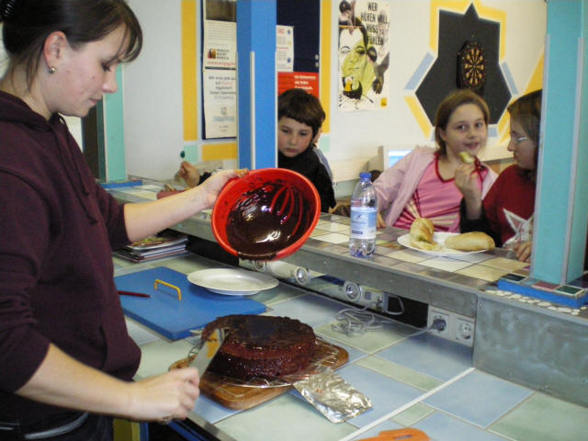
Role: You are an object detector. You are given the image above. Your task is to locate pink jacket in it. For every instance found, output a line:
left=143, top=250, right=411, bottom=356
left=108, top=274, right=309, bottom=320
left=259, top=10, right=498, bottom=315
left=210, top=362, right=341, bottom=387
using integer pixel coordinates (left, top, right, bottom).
left=373, top=146, right=497, bottom=231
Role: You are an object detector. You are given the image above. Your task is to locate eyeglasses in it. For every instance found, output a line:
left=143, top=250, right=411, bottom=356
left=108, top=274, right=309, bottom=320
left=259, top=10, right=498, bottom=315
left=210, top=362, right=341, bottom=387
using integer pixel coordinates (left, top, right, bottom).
left=512, top=136, right=528, bottom=145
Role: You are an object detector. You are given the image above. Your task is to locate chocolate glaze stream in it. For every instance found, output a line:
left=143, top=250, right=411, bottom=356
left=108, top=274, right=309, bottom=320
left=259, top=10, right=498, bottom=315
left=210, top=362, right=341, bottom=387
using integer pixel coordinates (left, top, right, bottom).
left=226, top=180, right=312, bottom=261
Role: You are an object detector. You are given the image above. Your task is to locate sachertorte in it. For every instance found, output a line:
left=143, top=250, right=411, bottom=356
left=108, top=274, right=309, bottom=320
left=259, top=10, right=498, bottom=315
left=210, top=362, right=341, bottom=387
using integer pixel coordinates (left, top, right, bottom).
left=201, top=314, right=316, bottom=380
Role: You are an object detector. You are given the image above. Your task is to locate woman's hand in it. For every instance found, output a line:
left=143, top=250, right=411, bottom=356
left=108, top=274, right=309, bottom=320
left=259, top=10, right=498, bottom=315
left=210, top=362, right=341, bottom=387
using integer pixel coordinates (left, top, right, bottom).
left=15, top=344, right=200, bottom=423
left=127, top=368, right=200, bottom=422
left=196, top=169, right=246, bottom=209
left=513, top=240, right=532, bottom=263
left=125, top=169, right=246, bottom=242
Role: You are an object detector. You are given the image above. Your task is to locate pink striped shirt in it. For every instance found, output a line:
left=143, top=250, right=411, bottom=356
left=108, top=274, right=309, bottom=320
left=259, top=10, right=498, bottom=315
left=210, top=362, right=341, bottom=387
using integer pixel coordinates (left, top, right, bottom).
left=394, top=157, right=484, bottom=232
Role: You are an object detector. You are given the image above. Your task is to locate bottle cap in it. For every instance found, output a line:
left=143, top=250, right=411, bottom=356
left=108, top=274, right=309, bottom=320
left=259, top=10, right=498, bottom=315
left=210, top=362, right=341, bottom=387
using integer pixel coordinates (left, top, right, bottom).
left=359, top=172, right=371, bottom=180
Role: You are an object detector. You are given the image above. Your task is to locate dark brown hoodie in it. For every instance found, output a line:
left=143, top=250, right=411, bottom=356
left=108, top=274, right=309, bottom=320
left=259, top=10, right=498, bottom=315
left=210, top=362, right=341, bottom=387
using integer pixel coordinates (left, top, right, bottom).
left=0, top=91, right=139, bottom=423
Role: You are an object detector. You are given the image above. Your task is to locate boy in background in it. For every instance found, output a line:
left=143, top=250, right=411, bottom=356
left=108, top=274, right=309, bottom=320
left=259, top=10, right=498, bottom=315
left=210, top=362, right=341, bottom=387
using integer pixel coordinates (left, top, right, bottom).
left=178, top=88, right=336, bottom=212
left=277, top=88, right=336, bottom=212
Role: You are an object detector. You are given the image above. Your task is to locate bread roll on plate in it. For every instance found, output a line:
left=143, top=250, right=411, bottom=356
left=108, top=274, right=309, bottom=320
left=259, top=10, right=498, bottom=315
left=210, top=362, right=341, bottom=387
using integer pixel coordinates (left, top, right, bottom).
left=409, top=218, right=440, bottom=251
left=445, top=232, right=495, bottom=251
left=410, top=218, right=434, bottom=243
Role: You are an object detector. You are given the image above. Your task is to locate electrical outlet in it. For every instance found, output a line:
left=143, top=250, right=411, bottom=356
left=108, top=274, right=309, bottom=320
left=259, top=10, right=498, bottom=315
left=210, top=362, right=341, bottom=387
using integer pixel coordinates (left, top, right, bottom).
left=455, top=317, right=475, bottom=345
left=427, top=306, right=475, bottom=347
left=427, top=307, right=451, bottom=338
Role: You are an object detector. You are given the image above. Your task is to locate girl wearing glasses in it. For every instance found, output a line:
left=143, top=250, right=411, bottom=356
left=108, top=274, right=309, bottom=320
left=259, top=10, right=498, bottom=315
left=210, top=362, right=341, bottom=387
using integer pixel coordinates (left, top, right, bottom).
left=455, top=90, right=542, bottom=262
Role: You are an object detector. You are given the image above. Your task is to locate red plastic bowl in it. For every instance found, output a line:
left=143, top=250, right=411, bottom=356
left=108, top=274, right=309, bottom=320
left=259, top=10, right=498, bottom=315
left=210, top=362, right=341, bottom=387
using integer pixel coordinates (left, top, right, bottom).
left=212, top=168, right=321, bottom=261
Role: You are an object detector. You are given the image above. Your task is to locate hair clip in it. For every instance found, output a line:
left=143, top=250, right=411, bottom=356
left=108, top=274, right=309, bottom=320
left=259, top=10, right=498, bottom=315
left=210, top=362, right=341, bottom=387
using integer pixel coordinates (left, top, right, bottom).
left=1, top=0, right=17, bottom=20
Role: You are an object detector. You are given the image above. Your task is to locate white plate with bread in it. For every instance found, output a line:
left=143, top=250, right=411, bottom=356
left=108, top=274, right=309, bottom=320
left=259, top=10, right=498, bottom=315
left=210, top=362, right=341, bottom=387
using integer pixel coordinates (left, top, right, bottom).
left=397, top=231, right=495, bottom=256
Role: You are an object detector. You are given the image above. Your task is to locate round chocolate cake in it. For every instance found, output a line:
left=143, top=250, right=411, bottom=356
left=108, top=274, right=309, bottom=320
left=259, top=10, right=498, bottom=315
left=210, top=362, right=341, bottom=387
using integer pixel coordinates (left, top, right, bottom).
left=201, top=314, right=316, bottom=380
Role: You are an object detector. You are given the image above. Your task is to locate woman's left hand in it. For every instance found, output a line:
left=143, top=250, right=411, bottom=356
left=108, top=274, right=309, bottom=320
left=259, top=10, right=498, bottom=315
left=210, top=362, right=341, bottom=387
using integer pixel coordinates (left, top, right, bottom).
left=124, top=169, right=247, bottom=242
left=198, top=169, right=247, bottom=209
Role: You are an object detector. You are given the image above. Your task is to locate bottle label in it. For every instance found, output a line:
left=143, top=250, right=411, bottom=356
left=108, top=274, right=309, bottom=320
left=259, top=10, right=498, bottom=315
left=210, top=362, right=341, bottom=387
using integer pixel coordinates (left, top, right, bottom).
left=350, top=206, right=377, bottom=239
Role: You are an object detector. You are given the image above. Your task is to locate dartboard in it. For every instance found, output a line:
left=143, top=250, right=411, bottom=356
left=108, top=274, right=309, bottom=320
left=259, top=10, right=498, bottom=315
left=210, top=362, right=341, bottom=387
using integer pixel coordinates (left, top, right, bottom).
left=458, top=41, right=487, bottom=91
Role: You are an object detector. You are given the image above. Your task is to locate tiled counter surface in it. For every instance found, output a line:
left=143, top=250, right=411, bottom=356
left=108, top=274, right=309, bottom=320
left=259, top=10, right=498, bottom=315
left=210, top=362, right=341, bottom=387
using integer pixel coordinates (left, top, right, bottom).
left=302, top=215, right=587, bottom=319
left=115, top=255, right=588, bottom=441
left=109, top=182, right=588, bottom=321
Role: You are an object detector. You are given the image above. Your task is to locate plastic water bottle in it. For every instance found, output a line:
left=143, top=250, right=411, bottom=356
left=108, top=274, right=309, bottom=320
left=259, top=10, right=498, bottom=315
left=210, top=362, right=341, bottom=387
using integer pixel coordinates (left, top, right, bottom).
left=349, top=172, right=377, bottom=257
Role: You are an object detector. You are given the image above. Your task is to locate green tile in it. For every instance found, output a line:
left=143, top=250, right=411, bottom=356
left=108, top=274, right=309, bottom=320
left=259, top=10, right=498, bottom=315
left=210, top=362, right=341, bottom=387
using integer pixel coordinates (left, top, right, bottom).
left=216, top=394, right=356, bottom=441
left=355, top=356, right=442, bottom=391
left=392, top=403, right=435, bottom=427
left=490, top=392, right=588, bottom=441
left=113, top=256, right=136, bottom=269
left=162, top=257, right=213, bottom=274
left=253, top=285, right=306, bottom=306
left=316, top=321, right=414, bottom=353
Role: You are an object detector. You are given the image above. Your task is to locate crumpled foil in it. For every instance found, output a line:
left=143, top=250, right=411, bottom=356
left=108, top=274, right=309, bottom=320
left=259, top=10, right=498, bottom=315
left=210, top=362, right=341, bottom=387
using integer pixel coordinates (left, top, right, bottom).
left=293, top=367, right=372, bottom=423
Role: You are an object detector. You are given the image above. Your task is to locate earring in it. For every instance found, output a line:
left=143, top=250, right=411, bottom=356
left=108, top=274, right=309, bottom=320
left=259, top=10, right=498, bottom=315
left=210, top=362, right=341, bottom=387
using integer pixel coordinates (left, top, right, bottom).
left=48, top=66, right=57, bottom=74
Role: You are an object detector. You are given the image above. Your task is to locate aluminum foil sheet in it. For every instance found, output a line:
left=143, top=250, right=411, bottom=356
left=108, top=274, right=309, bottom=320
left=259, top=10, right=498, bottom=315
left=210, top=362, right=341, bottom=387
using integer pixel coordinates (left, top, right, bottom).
left=293, top=367, right=372, bottom=423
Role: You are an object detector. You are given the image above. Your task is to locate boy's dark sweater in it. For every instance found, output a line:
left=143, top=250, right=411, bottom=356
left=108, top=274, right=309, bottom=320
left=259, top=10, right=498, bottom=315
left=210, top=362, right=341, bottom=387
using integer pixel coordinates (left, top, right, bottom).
left=278, top=146, right=336, bottom=212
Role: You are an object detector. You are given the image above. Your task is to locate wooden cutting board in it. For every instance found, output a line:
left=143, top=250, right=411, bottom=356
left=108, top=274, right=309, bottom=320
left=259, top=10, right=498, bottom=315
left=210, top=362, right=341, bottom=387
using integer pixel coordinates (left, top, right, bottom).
left=170, top=339, right=349, bottom=410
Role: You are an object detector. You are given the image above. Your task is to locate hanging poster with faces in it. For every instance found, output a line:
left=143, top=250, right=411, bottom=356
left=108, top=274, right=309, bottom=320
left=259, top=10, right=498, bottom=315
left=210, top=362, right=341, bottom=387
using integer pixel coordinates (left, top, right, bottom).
left=338, top=0, right=391, bottom=111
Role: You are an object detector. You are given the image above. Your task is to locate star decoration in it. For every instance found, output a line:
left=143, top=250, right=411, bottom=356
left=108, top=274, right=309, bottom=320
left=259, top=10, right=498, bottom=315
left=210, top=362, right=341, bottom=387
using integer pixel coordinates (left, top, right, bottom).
left=416, top=4, right=511, bottom=125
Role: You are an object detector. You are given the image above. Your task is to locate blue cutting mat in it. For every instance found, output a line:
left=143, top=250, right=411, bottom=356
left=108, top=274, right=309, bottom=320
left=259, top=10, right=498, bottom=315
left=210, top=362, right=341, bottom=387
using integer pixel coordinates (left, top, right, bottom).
left=115, top=266, right=266, bottom=340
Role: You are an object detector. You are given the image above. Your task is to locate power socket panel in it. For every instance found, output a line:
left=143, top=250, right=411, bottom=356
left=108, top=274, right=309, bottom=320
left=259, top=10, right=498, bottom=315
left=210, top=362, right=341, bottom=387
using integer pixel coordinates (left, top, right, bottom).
left=427, top=306, right=475, bottom=347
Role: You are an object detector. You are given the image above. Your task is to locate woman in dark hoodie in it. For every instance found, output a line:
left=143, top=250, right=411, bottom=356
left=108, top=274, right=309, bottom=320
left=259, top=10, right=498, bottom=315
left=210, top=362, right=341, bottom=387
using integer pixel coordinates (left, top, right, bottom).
left=0, top=1, right=237, bottom=439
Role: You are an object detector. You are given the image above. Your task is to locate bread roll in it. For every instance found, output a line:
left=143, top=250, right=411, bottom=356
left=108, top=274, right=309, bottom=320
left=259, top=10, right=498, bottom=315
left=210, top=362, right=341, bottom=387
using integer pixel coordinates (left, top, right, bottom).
left=445, top=232, right=495, bottom=251
left=411, top=240, right=441, bottom=251
left=459, top=152, right=475, bottom=164
left=409, top=218, right=440, bottom=250
left=410, top=217, right=434, bottom=243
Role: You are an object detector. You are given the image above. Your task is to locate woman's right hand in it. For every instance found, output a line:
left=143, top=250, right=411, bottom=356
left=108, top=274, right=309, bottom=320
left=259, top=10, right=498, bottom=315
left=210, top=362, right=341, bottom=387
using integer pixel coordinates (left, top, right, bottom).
left=127, top=368, right=200, bottom=422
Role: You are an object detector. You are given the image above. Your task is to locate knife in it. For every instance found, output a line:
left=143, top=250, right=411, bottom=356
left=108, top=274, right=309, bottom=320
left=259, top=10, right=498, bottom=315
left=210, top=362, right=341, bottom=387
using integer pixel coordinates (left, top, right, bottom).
left=190, top=328, right=225, bottom=375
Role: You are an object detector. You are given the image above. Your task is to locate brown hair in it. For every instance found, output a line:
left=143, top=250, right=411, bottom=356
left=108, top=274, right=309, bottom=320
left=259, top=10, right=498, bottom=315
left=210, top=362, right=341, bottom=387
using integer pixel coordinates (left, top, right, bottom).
left=508, top=89, right=542, bottom=180
left=1, top=0, right=142, bottom=88
left=278, top=88, right=326, bottom=139
left=508, top=89, right=542, bottom=146
left=434, top=89, right=490, bottom=155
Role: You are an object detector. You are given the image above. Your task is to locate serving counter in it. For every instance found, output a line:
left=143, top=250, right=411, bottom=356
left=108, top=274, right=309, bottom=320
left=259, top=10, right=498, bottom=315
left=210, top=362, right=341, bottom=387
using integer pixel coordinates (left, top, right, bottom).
left=109, top=182, right=588, bottom=441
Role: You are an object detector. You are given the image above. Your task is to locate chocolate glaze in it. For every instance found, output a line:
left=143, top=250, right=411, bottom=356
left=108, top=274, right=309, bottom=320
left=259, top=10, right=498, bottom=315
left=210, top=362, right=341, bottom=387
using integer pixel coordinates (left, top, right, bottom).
left=201, top=315, right=316, bottom=380
left=225, top=180, right=313, bottom=260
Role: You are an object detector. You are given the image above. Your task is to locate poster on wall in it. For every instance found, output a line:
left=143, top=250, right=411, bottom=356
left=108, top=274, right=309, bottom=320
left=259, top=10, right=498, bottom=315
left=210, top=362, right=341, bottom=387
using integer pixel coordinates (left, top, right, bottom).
left=203, top=70, right=237, bottom=139
left=203, top=0, right=236, bottom=69
left=277, top=25, right=294, bottom=72
left=203, top=0, right=237, bottom=138
left=337, top=0, right=391, bottom=111
left=278, top=72, right=319, bottom=97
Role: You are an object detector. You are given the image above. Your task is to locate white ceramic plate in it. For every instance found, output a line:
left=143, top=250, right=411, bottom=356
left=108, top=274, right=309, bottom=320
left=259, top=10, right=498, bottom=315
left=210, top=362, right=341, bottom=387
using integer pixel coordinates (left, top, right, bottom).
left=187, top=268, right=279, bottom=296
left=397, top=232, right=488, bottom=256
